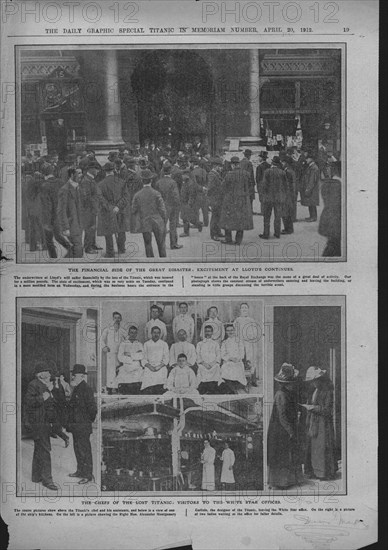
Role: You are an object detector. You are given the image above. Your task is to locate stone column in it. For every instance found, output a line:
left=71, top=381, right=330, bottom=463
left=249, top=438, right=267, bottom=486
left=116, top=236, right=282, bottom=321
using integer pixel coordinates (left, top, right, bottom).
left=249, top=49, right=260, bottom=137
left=78, top=50, right=124, bottom=155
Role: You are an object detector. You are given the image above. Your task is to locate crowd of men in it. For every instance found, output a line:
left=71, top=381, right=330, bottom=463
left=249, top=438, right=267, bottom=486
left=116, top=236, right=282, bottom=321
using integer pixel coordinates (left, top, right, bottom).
left=23, top=362, right=97, bottom=491
left=21, top=140, right=341, bottom=259
left=101, top=302, right=260, bottom=396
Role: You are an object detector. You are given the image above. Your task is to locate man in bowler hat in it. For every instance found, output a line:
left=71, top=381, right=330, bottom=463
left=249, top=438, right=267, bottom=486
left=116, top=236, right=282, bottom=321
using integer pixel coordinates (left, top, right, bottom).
left=67, top=364, right=97, bottom=484
left=23, top=362, right=59, bottom=491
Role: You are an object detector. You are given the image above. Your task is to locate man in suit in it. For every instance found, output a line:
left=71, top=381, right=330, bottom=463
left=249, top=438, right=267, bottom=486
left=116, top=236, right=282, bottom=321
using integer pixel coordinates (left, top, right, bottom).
left=23, top=362, right=59, bottom=491
left=40, top=163, right=72, bottom=258
left=155, top=162, right=183, bottom=250
left=97, top=161, right=128, bottom=258
left=79, top=160, right=101, bottom=254
left=57, top=167, right=84, bottom=258
left=301, top=150, right=320, bottom=222
left=240, top=149, right=256, bottom=208
left=67, top=364, right=97, bottom=484
left=220, top=156, right=253, bottom=245
left=190, top=156, right=209, bottom=227
left=259, top=156, right=288, bottom=239
left=255, top=151, right=271, bottom=215
left=132, top=169, right=167, bottom=258
left=207, top=157, right=224, bottom=241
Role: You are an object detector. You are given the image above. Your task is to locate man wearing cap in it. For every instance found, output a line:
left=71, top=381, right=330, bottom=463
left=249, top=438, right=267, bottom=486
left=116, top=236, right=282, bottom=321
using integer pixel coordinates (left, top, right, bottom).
left=301, top=150, right=320, bottom=222
left=79, top=160, right=101, bottom=254
left=67, top=364, right=97, bottom=484
left=132, top=169, right=167, bottom=258
left=259, top=156, right=287, bottom=240
left=97, top=161, right=128, bottom=258
left=155, top=163, right=183, bottom=250
left=207, top=157, right=225, bottom=241
left=255, top=151, right=270, bottom=214
left=220, top=156, right=253, bottom=245
left=57, top=167, right=84, bottom=258
left=240, top=150, right=256, bottom=207
left=40, top=163, right=72, bottom=258
left=23, top=362, right=59, bottom=491
left=267, top=363, right=303, bottom=489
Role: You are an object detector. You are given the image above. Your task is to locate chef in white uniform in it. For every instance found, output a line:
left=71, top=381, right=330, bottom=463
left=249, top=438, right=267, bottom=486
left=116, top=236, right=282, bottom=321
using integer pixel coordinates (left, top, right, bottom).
left=220, top=442, right=235, bottom=486
left=201, top=440, right=216, bottom=491
left=101, top=311, right=127, bottom=394
left=200, top=306, right=225, bottom=345
left=221, top=324, right=247, bottom=393
left=233, top=302, right=259, bottom=386
left=144, top=304, right=167, bottom=342
left=172, top=302, right=195, bottom=342
left=141, top=326, right=169, bottom=394
left=196, top=325, right=223, bottom=394
left=169, top=329, right=196, bottom=368
left=116, top=325, right=144, bottom=394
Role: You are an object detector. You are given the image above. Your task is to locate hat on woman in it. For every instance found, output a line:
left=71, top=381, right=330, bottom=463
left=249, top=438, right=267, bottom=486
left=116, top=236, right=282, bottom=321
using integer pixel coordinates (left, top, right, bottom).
left=274, top=362, right=299, bottom=383
left=305, top=366, right=326, bottom=381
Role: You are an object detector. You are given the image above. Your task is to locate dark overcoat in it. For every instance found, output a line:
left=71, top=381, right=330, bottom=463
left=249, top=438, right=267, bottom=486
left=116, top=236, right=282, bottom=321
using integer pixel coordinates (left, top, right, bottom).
left=318, top=178, right=342, bottom=240
left=79, top=173, right=99, bottom=228
left=207, top=169, right=224, bottom=211
left=219, top=168, right=254, bottom=231
left=23, top=378, right=54, bottom=443
left=125, top=170, right=143, bottom=233
left=67, top=380, right=97, bottom=436
left=301, top=161, right=320, bottom=207
left=131, top=185, right=167, bottom=233
left=262, top=165, right=288, bottom=205
left=57, top=182, right=83, bottom=237
left=97, top=174, right=129, bottom=236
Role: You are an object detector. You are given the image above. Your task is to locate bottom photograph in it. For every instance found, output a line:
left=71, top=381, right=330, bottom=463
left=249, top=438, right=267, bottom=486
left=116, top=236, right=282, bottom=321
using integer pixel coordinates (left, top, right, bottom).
left=101, top=396, right=263, bottom=493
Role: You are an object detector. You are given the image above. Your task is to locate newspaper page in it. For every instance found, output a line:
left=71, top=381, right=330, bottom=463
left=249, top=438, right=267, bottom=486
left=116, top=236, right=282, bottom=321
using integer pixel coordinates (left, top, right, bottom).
left=0, top=0, right=378, bottom=549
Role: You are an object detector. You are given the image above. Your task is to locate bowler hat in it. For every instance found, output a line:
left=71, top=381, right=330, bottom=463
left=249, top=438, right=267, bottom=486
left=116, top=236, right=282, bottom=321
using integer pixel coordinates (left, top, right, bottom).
left=141, top=169, right=154, bottom=180
left=259, top=151, right=268, bottom=159
left=305, top=366, right=326, bottom=381
left=103, top=161, right=115, bottom=172
left=71, top=364, right=87, bottom=375
left=34, top=361, right=51, bottom=375
left=274, top=363, right=299, bottom=383
left=244, top=149, right=252, bottom=156
left=272, top=156, right=281, bottom=165
left=230, top=156, right=240, bottom=164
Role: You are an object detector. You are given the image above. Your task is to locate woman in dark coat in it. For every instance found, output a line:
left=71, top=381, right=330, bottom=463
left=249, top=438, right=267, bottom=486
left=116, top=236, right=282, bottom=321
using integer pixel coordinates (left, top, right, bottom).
left=303, top=367, right=337, bottom=480
left=267, top=363, right=303, bottom=489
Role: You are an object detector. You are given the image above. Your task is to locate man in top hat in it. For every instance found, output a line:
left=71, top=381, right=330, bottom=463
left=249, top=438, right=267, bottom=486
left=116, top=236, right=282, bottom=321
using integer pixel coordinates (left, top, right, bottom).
left=255, top=151, right=270, bottom=214
left=240, top=149, right=256, bottom=208
left=259, top=156, right=288, bottom=240
left=155, top=162, right=183, bottom=250
left=131, top=169, right=167, bottom=258
left=67, top=364, right=97, bottom=484
left=97, top=161, right=129, bottom=258
left=301, top=149, right=320, bottom=222
left=23, top=362, right=59, bottom=491
left=79, top=160, right=102, bottom=254
left=220, top=156, right=253, bottom=245
left=207, top=157, right=225, bottom=241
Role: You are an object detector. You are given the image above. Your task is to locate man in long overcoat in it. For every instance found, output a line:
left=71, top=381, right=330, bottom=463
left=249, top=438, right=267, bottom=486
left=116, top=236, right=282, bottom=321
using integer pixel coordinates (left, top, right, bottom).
left=23, top=362, right=59, bottom=491
left=57, top=167, right=84, bottom=258
left=131, top=169, right=167, bottom=258
left=79, top=160, right=101, bottom=254
left=255, top=151, right=271, bottom=214
left=301, top=150, right=320, bottom=222
left=240, top=149, right=256, bottom=207
left=220, top=156, right=253, bottom=245
left=207, top=157, right=224, bottom=241
left=123, top=156, right=143, bottom=233
left=259, top=156, right=287, bottom=240
left=97, top=162, right=128, bottom=258
left=67, top=364, right=97, bottom=484
left=155, top=163, right=182, bottom=250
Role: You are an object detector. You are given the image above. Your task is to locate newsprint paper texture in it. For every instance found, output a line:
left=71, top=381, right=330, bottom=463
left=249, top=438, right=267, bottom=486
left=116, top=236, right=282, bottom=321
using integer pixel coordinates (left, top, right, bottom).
left=0, top=0, right=378, bottom=549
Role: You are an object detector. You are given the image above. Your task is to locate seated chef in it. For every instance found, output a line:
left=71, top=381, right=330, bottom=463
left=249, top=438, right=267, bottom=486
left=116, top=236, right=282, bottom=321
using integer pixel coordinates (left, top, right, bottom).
left=116, top=325, right=144, bottom=394
left=164, top=353, right=199, bottom=396
left=141, top=326, right=169, bottom=394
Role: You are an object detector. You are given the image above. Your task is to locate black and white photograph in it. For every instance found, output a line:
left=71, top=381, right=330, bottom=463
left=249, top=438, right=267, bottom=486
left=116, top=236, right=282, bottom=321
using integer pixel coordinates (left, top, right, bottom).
left=264, top=297, right=345, bottom=494
left=101, top=395, right=263, bottom=493
left=17, top=45, right=344, bottom=263
left=100, top=297, right=264, bottom=396
left=17, top=299, right=99, bottom=496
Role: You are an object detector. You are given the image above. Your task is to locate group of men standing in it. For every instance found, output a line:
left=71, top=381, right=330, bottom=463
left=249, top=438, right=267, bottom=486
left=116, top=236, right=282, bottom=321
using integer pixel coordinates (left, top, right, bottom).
left=101, top=302, right=260, bottom=396
left=23, top=362, right=97, bottom=491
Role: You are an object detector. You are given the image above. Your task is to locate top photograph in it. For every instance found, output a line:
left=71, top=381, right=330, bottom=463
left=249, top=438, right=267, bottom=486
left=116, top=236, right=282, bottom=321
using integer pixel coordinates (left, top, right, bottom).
left=17, top=45, right=345, bottom=263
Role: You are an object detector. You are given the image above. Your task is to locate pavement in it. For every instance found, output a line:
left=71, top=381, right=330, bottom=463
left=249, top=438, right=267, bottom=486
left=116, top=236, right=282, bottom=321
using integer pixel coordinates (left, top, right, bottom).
left=19, top=198, right=330, bottom=263
left=19, top=428, right=99, bottom=497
